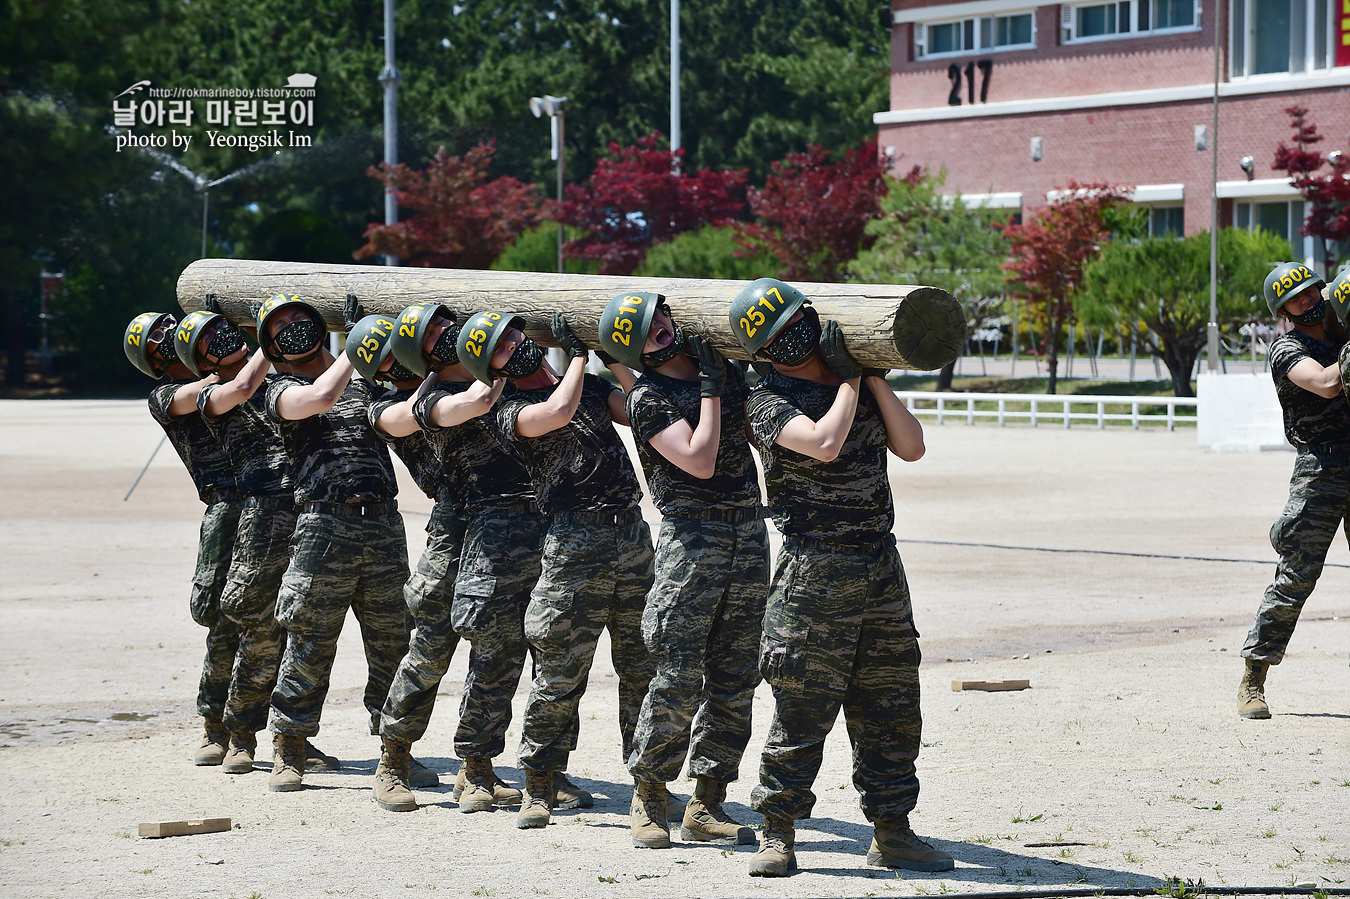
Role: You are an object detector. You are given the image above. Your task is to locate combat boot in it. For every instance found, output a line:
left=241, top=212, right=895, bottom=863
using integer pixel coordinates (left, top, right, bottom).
left=267, top=733, right=306, bottom=792
left=457, top=756, right=498, bottom=814
left=304, top=740, right=341, bottom=771
left=453, top=763, right=522, bottom=806
left=631, top=779, right=671, bottom=849
left=373, top=737, right=418, bottom=812
left=1238, top=658, right=1272, bottom=719
left=194, top=718, right=228, bottom=766
left=221, top=732, right=257, bottom=774
left=867, top=817, right=954, bottom=871
left=681, top=776, right=755, bottom=844
left=748, top=815, right=797, bottom=877
left=554, top=771, right=593, bottom=809
left=516, top=769, right=554, bottom=829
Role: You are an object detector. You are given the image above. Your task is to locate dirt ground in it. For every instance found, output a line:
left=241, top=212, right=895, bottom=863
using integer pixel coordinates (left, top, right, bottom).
left=1, top=399, right=1347, bottom=899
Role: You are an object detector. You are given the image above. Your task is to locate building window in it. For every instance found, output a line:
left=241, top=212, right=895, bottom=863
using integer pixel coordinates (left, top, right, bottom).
left=1149, top=206, right=1185, bottom=236
left=1230, top=0, right=1336, bottom=77
left=915, top=12, right=1036, bottom=57
left=1061, top=0, right=1200, bottom=42
left=1234, top=199, right=1313, bottom=257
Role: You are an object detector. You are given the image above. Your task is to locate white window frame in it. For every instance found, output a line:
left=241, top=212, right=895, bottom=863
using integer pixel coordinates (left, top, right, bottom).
left=1145, top=204, right=1186, bottom=237
left=1061, top=0, right=1202, bottom=44
left=1229, top=0, right=1338, bottom=80
left=914, top=10, right=1037, bottom=59
left=1233, top=198, right=1314, bottom=261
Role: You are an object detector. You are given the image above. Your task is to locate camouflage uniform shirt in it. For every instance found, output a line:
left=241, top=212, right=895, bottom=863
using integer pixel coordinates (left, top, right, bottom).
left=197, top=375, right=293, bottom=498
left=265, top=374, right=398, bottom=503
left=370, top=386, right=453, bottom=503
left=148, top=380, right=236, bottom=503
left=747, top=372, right=892, bottom=545
left=627, top=362, right=761, bottom=516
left=1270, top=331, right=1350, bottom=448
left=495, top=373, right=640, bottom=515
left=411, top=380, right=534, bottom=512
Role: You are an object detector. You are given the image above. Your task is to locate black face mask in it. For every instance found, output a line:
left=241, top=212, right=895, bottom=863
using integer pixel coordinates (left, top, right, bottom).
left=383, top=359, right=420, bottom=383
left=429, top=323, right=461, bottom=368
left=274, top=319, right=322, bottom=361
left=205, top=322, right=245, bottom=362
left=642, top=321, right=685, bottom=368
left=499, top=336, right=544, bottom=379
left=760, top=309, right=819, bottom=366
left=1288, top=298, right=1328, bottom=326
left=153, top=339, right=179, bottom=369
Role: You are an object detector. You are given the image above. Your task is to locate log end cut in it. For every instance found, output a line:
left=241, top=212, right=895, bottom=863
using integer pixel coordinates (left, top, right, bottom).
left=890, top=286, right=966, bottom=372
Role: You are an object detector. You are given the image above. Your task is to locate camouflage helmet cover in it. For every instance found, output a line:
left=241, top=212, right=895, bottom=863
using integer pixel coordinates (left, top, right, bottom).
left=455, top=310, right=525, bottom=385
left=1263, top=261, right=1326, bottom=318
left=728, top=277, right=810, bottom=356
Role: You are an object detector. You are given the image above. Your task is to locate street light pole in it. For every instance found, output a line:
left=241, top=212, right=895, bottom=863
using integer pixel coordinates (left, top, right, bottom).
left=380, top=0, right=401, bottom=267
left=530, top=95, right=570, bottom=274
left=671, top=0, right=681, bottom=156
left=1207, top=0, right=1221, bottom=373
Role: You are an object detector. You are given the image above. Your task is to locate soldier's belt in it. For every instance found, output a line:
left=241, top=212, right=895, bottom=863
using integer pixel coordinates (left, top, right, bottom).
left=478, top=499, right=540, bottom=516
left=201, top=486, right=242, bottom=505
left=667, top=505, right=766, bottom=524
left=245, top=494, right=298, bottom=512
left=550, top=506, right=643, bottom=527
left=300, top=500, right=398, bottom=518
left=785, top=532, right=896, bottom=557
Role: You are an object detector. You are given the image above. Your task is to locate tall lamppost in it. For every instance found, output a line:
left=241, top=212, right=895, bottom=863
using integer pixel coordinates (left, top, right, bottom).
left=379, top=0, right=401, bottom=267
left=529, top=95, right=569, bottom=274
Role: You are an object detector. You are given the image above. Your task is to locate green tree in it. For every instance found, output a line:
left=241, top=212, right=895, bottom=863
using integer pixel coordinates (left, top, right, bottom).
left=848, top=171, right=1012, bottom=387
left=1078, top=228, right=1294, bottom=397
left=635, top=225, right=780, bottom=280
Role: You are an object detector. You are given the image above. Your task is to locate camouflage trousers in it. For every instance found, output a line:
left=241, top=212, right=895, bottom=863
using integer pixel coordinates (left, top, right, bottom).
left=751, top=536, right=923, bottom=824
left=518, top=511, right=655, bottom=772
left=452, top=505, right=547, bottom=759
left=270, top=509, right=411, bottom=738
left=217, top=498, right=294, bottom=735
left=380, top=500, right=465, bottom=744
left=190, top=499, right=244, bottom=721
left=1243, top=449, right=1350, bottom=664
left=627, top=515, right=769, bottom=784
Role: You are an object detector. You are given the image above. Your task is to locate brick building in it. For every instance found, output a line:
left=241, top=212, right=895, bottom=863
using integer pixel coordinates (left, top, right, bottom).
left=876, top=0, right=1350, bottom=261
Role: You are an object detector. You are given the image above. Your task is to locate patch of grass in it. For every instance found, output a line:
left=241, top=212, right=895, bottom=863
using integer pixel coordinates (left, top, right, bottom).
left=972, top=835, right=995, bottom=845
left=113, top=829, right=132, bottom=839
left=1262, top=828, right=1277, bottom=839
left=1012, top=809, right=1044, bottom=823
left=471, top=889, right=496, bottom=897
left=1058, top=848, right=1077, bottom=859
left=133, top=869, right=153, bottom=875
left=1123, top=850, right=1143, bottom=864
left=634, top=874, right=662, bottom=880
left=596, top=876, right=616, bottom=884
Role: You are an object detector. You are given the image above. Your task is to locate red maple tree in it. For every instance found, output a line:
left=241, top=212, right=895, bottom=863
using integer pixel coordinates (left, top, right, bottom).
left=1272, top=105, right=1350, bottom=272
left=999, top=181, right=1131, bottom=394
left=556, top=133, right=747, bottom=275
left=355, top=141, right=547, bottom=268
left=735, top=140, right=895, bottom=282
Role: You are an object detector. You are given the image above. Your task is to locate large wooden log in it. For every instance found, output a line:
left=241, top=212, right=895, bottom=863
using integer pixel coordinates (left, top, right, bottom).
left=176, top=259, right=965, bottom=371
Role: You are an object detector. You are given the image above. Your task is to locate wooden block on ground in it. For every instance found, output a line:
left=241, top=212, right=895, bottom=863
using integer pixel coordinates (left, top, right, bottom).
left=951, top=679, right=1031, bottom=692
left=138, top=818, right=231, bottom=838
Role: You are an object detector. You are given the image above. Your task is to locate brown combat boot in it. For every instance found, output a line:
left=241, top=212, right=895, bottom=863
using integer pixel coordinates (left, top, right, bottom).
left=373, top=738, right=418, bottom=812
left=631, top=779, right=671, bottom=849
left=457, top=756, right=498, bottom=814
left=682, top=776, right=755, bottom=844
left=748, top=815, right=797, bottom=876
left=516, top=769, right=554, bottom=829
left=194, top=718, right=228, bottom=766
left=1239, top=658, right=1272, bottom=719
left=221, top=732, right=257, bottom=774
left=554, top=771, right=593, bottom=809
left=453, top=762, right=522, bottom=806
left=267, top=733, right=306, bottom=792
left=867, top=817, right=954, bottom=871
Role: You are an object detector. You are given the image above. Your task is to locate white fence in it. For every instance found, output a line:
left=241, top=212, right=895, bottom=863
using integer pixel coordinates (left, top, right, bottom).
left=894, top=391, right=1198, bottom=430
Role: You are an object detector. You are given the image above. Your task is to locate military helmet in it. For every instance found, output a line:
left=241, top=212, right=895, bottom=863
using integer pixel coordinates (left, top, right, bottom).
left=173, top=310, right=225, bottom=376
left=728, top=278, right=810, bottom=356
left=123, top=312, right=178, bottom=379
left=389, top=302, right=455, bottom=378
left=456, top=310, right=525, bottom=385
left=1263, top=261, right=1326, bottom=318
left=1329, top=267, right=1350, bottom=328
left=599, top=292, right=663, bottom=370
left=255, top=293, right=326, bottom=362
left=344, top=313, right=399, bottom=383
